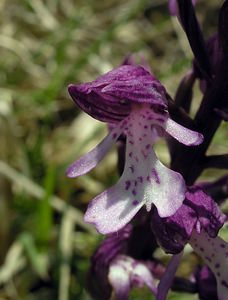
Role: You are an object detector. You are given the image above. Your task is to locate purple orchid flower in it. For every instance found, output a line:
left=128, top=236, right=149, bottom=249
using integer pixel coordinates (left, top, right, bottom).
left=66, top=65, right=203, bottom=234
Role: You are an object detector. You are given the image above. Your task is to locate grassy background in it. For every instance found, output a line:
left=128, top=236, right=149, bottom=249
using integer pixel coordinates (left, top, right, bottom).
left=0, top=0, right=226, bottom=299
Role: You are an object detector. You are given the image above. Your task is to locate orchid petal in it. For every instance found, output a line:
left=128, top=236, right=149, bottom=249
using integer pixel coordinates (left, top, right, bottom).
left=165, top=118, right=203, bottom=146
left=66, top=123, right=123, bottom=178
left=157, top=252, right=183, bottom=300
left=190, top=230, right=228, bottom=300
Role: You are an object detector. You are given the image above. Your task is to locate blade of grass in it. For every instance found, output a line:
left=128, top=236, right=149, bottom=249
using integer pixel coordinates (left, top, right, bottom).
left=36, top=165, right=55, bottom=248
left=58, top=210, right=75, bottom=300
left=0, top=160, right=95, bottom=234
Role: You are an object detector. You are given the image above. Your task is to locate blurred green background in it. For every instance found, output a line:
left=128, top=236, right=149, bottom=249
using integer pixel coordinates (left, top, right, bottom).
left=0, top=0, right=226, bottom=299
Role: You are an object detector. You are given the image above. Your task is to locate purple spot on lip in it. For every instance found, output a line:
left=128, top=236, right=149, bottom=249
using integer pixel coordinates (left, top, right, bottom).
left=221, top=280, right=228, bottom=288
left=220, top=244, right=225, bottom=248
left=205, top=256, right=211, bottom=262
left=129, top=152, right=133, bottom=158
left=145, top=144, right=150, bottom=150
left=215, top=263, right=220, bottom=269
left=125, top=180, right=131, bottom=190
left=132, top=200, right=139, bottom=206
left=132, top=189, right=137, bottom=196
left=151, top=168, right=160, bottom=184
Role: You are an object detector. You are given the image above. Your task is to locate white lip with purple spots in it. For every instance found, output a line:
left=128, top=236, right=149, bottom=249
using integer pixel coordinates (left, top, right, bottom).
left=67, top=104, right=203, bottom=234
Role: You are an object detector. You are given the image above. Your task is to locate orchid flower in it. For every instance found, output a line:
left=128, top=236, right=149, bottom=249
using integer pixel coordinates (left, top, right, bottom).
left=67, top=65, right=203, bottom=234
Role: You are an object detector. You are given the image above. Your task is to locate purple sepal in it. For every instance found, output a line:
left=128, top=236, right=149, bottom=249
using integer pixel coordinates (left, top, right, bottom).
left=68, top=83, right=130, bottom=123
left=151, top=188, right=225, bottom=254
left=68, top=65, right=167, bottom=123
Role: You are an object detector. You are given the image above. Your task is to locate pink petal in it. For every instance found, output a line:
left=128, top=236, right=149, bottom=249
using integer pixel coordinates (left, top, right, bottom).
left=66, top=124, right=123, bottom=178
left=190, top=230, right=228, bottom=300
left=165, top=118, right=203, bottom=146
